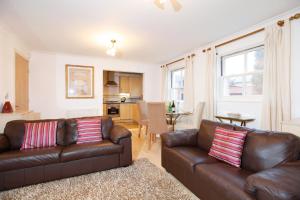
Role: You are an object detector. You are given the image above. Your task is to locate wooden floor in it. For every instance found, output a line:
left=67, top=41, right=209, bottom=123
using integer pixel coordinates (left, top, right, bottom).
left=132, top=127, right=162, bottom=168
left=116, top=121, right=162, bottom=168
left=114, top=121, right=140, bottom=129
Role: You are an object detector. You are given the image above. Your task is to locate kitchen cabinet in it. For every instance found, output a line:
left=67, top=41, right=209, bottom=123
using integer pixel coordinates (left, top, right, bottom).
left=120, top=104, right=132, bottom=120
left=119, top=76, right=130, bottom=93
left=120, top=103, right=139, bottom=121
left=119, top=75, right=143, bottom=97
left=129, top=76, right=143, bottom=97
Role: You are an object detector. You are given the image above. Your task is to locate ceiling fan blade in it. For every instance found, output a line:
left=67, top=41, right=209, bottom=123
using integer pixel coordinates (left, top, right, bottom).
left=170, top=0, right=182, bottom=12
left=154, top=0, right=165, bottom=10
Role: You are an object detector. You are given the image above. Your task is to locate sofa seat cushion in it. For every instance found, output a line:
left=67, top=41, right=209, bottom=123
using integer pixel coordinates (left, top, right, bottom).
left=165, top=147, right=219, bottom=173
left=195, top=163, right=254, bottom=200
left=0, top=147, right=62, bottom=172
left=61, top=140, right=122, bottom=162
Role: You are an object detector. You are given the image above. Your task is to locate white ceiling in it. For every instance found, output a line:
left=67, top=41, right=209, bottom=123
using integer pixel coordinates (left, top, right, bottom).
left=0, top=0, right=299, bottom=64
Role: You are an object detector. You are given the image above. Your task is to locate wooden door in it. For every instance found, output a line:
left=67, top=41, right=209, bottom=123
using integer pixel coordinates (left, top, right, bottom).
left=15, top=53, right=29, bottom=112
left=129, top=76, right=143, bottom=97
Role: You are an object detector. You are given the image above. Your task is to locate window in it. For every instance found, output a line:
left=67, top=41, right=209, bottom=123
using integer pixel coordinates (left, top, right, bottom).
left=219, top=46, right=264, bottom=99
left=170, top=68, right=185, bottom=106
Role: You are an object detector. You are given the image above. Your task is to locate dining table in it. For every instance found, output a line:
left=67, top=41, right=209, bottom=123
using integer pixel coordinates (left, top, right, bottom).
left=166, top=112, right=192, bottom=131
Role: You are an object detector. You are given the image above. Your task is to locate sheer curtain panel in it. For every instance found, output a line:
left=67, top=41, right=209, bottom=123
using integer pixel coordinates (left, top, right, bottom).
left=203, top=48, right=216, bottom=120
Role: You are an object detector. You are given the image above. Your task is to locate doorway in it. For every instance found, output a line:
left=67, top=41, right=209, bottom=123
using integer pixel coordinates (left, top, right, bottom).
left=15, top=53, right=29, bottom=112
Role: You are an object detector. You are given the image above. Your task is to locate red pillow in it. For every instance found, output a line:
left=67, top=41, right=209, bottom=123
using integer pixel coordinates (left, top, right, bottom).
left=208, top=127, right=247, bottom=168
left=21, top=121, right=58, bottom=150
left=76, top=118, right=102, bottom=144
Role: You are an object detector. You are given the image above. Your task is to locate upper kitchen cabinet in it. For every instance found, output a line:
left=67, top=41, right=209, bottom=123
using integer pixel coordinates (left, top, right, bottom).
left=129, top=76, right=143, bottom=97
left=119, top=76, right=130, bottom=93
left=119, top=73, right=143, bottom=98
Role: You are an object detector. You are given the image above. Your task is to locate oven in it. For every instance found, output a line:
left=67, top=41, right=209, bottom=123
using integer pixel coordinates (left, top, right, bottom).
left=107, top=103, right=120, bottom=117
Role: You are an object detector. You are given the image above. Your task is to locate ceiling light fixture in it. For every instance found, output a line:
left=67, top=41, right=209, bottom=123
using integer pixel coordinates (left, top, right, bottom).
left=154, top=0, right=182, bottom=12
left=106, top=39, right=117, bottom=56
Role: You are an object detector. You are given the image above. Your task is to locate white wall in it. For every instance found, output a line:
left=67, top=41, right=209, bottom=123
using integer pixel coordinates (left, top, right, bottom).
left=166, top=8, right=300, bottom=129
left=29, top=52, right=161, bottom=119
left=0, top=25, right=30, bottom=110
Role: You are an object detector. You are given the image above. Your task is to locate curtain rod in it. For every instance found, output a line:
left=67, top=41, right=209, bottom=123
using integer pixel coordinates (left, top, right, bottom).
left=161, top=53, right=195, bottom=68
left=202, top=13, right=300, bottom=53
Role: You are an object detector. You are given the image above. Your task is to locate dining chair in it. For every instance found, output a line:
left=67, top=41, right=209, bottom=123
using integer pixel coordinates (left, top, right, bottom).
left=147, top=102, right=170, bottom=150
left=194, top=102, right=205, bottom=129
left=173, top=102, right=205, bottom=130
left=136, top=101, right=149, bottom=138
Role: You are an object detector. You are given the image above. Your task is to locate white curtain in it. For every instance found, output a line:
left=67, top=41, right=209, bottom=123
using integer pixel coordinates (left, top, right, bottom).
left=261, top=20, right=291, bottom=131
left=203, top=47, right=216, bottom=120
left=161, top=65, right=169, bottom=101
left=183, top=55, right=194, bottom=113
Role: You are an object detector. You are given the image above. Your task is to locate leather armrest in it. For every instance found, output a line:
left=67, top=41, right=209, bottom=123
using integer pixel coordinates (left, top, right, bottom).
left=245, top=161, right=300, bottom=200
left=0, top=134, right=10, bottom=153
left=110, top=125, right=132, bottom=144
left=161, top=129, right=198, bottom=148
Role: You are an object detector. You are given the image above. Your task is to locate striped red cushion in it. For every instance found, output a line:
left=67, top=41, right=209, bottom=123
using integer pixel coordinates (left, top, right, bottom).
left=208, top=127, right=248, bottom=168
left=76, top=118, right=102, bottom=144
left=21, top=121, right=58, bottom=150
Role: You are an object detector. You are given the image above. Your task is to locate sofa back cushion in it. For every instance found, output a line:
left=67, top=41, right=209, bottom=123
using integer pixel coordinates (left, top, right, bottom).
left=101, top=116, right=113, bottom=139
left=4, top=119, right=65, bottom=150
left=64, top=116, right=113, bottom=145
left=4, top=120, right=25, bottom=150
left=241, top=130, right=300, bottom=172
left=0, top=134, right=10, bottom=153
left=198, top=120, right=235, bottom=152
left=298, top=138, right=300, bottom=160
left=64, top=119, right=78, bottom=145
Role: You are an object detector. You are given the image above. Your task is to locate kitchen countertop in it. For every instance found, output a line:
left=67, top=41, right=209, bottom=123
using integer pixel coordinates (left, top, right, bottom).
left=103, top=102, right=138, bottom=104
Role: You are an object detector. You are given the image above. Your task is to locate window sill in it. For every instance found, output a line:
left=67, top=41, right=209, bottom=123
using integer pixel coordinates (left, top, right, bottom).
left=218, top=96, right=263, bottom=103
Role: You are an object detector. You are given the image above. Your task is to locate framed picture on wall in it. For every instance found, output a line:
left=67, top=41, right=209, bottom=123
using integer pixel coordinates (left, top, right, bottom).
left=65, top=64, right=94, bottom=99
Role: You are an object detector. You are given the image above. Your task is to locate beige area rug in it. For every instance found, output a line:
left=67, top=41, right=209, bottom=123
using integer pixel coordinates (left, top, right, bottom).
left=0, top=159, right=199, bottom=200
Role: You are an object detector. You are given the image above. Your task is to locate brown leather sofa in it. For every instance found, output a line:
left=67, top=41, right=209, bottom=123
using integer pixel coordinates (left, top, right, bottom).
left=0, top=116, right=132, bottom=191
left=161, top=120, right=300, bottom=200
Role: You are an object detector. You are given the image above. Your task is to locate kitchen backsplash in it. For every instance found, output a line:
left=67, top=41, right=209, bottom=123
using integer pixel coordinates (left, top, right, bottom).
left=103, top=95, right=142, bottom=103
